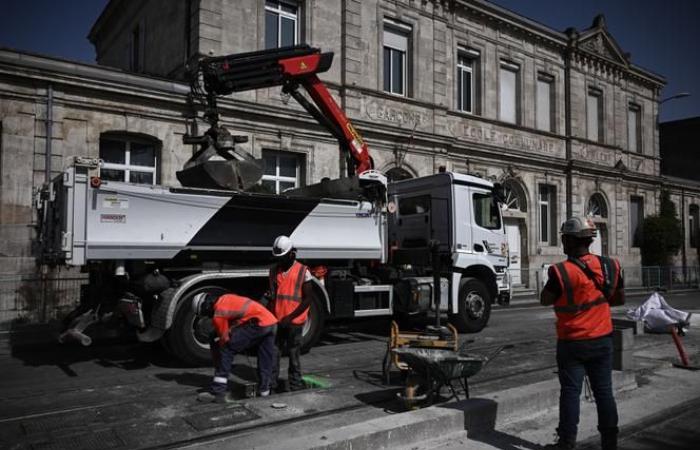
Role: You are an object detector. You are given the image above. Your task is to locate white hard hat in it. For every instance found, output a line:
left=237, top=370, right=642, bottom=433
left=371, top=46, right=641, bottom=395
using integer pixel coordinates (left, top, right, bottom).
left=560, top=216, right=597, bottom=238
left=272, top=235, right=294, bottom=257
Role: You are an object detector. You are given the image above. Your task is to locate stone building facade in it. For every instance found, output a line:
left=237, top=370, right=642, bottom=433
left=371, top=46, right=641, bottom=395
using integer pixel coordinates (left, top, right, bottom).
left=0, top=0, right=694, bottom=323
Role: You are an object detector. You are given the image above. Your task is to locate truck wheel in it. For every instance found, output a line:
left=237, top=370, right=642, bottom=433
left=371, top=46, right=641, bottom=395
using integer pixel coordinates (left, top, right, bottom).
left=167, top=285, right=227, bottom=366
left=449, top=278, right=491, bottom=333
left=300, top=295, right=325, bottom=353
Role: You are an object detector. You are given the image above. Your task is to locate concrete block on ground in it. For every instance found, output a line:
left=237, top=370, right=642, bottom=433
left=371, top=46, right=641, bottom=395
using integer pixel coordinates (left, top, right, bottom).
left=613, top=327, right=635, bottom=351
left=613, top=318, right=644, bottom=335
left=613, top=350, right=635, bottom=371
left=257, top=401, right=467, bottom=450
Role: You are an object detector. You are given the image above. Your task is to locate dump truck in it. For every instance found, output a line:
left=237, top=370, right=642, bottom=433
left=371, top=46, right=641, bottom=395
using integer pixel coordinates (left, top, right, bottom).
left=36, top=46, right=510, bottom=365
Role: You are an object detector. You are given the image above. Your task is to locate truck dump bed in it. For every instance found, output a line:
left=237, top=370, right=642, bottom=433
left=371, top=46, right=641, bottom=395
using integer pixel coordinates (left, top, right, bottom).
left=39, top=162, right=384, bottom=266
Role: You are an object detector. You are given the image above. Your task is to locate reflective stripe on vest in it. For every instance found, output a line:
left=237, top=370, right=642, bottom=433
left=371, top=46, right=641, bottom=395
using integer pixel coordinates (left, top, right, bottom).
left=214, top=299, right=252, bottom=323
left=552, top=262, right=603, bottom=314
left=275, top=263, right=306, bottom=303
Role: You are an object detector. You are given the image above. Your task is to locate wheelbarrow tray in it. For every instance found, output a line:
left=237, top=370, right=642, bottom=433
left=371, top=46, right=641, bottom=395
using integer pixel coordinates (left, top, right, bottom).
left=392, top=347, right=486, bottom=382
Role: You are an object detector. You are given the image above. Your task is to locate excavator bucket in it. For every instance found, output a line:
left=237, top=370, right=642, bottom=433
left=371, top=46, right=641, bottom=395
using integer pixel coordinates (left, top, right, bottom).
left=178, top=125, right=265, bottom=191
left=176, top=158, right=264, bottom=191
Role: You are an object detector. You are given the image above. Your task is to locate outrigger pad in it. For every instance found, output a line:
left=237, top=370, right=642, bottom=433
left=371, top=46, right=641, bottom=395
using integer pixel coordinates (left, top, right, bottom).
left=176, top=159, right=264, bottom=191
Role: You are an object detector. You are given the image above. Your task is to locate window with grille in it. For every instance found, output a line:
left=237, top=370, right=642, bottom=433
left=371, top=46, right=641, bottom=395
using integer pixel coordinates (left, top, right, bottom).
left=99, top=134, right=158, bottom=185
left=383, top=19, right=411, bottom=96
left=630, top=196, right=644, bottom=247
left=690, top=205, right=699, bottom=248
left=265, top=0, right=299, bottom=49
left=587, top=193, right=608, bottom=218
left=538, top=184, right=557, bottom=244
left=261, top=150, right=304, bottom=194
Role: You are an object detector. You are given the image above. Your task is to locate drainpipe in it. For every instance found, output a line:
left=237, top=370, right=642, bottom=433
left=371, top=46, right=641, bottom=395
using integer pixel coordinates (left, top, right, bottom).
left=45, top=83, right=53, bottom=183
left=564, top=29, right=576, bottom=219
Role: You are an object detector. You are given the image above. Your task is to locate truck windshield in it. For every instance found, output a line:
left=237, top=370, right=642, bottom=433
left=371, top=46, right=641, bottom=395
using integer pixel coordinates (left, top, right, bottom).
left=473, top=192, right=501, bottom=230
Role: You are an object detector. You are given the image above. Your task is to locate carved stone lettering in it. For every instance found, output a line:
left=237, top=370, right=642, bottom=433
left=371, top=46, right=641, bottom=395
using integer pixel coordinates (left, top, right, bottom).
left=449, top=121, right=563, bottom=157
left=573, top=144, right=614, bottom=166
left=364, top=100, right=425, bottom=127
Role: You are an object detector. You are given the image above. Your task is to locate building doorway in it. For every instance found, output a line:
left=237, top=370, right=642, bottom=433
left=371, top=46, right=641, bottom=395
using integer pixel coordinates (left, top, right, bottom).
left=501, top=179, right=529, bottom=287
left=587, top=193, right=609, bottom=256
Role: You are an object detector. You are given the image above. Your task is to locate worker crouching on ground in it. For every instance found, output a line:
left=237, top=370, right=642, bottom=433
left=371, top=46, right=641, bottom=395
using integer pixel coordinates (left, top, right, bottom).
left=540, top=216, right=624, bottom=450
left=192, top=292, right=278, bottom=403
left=268, top=235, right=315, bottom=392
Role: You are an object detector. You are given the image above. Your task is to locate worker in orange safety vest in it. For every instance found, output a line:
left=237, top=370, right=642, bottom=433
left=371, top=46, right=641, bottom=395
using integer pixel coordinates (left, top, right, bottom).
left=267, top=235, right=315, bottom=392
left=540, top=216, right=624, bottom=450
left=192, top=292, right=278, bottom=403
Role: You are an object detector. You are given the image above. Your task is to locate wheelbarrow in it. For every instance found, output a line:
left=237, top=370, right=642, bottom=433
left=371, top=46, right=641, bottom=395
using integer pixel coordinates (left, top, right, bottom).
left=392, top=345, right=507, bottom=409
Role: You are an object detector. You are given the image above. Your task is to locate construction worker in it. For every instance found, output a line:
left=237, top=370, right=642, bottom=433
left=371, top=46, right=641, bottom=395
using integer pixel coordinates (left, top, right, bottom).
left=541, top=216, right=625, bottom=450
left=192, top=292, right=278, bottom=402
left=268, top=235, right=315, bottom=392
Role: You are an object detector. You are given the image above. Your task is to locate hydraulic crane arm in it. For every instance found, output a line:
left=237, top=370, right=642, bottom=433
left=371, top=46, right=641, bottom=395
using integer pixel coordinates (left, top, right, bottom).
left=190, top=45, right=372, bottom=179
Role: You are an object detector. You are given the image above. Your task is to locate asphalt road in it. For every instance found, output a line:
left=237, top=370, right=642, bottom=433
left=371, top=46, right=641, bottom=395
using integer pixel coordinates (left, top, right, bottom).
left=0, top=291, right=697, bottom=449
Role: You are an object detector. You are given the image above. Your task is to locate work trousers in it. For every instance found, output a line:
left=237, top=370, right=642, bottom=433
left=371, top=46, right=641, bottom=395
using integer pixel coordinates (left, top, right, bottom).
left=556, top=334, right=619, bottom=447
left=209, top=322, right=277, bottom=395
left=272, top=323, right=304, bottom=391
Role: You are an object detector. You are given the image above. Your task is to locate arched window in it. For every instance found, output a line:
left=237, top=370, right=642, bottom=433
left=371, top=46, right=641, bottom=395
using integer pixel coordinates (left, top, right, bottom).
left=99, top=132, right=160, bottom=185
left=587, top=193, right=608, bottom=218
left=386, top=167, right=413, bottom=182
left=502, top=179, right=527, bottom=213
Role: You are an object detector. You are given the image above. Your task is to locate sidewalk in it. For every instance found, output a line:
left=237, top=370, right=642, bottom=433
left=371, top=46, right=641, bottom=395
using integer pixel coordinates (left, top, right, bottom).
left=398, top=365, right=700, bottom=450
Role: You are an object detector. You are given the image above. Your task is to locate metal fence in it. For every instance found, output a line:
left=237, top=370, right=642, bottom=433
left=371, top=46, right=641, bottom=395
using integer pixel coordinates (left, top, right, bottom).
left=0, top=274, right=87, bottom=324
left=510, top=265, right=700, bottom=296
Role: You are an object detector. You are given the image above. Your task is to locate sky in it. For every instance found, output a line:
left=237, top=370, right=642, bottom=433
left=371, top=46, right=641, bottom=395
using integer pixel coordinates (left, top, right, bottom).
left=0, top=0, right=697, bottom=121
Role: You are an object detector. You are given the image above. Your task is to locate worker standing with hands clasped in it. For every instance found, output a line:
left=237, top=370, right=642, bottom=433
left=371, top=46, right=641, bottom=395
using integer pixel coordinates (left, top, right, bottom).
left=541, top=217, right=625, bottom=450
left=192, top=292, right=278, bottom=403
left=268, top=235, right=315, bottom=392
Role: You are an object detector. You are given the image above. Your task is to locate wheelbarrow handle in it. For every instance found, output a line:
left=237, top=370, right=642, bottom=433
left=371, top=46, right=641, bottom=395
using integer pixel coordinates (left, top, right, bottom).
left=482, top=344, right=514, bottom=368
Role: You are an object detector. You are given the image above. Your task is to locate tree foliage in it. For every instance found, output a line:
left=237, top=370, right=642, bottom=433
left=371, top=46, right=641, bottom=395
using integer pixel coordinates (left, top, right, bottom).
left=640, top=190, right=683, bottom=266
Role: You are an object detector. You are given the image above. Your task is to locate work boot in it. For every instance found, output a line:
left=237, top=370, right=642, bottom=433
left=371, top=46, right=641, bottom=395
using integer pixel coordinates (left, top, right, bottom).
left=542, top=438, right=575, bottom=450
left=197, top=392, right=236, bottom=403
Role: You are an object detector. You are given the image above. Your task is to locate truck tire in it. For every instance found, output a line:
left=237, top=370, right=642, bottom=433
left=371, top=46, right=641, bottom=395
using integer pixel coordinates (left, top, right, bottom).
left=300, top=294, right=325, bottom=353
left=449, top=278, right=491, bottom=333
left=167, top=285, right=227, bottom=366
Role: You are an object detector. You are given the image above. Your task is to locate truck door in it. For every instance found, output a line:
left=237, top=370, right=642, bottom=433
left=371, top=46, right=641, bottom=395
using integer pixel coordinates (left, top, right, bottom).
left=470, top=187, right=505, bottom=259
left=453, top=185, right=472, bottom=253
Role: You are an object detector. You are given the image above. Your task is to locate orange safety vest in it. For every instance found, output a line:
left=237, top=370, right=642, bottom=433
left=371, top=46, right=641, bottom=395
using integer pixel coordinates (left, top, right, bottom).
left=212, top=294, right=278, bottom=344
left=270, top=261, right=309, bottom=325
left=550, top=254, right=621, bottom=340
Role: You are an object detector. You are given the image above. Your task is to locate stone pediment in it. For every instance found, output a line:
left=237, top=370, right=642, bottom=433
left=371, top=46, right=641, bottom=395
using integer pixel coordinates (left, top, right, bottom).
left=577, top=15, right=630, bottom=67
left=579, top=32, right=628, bottom=66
